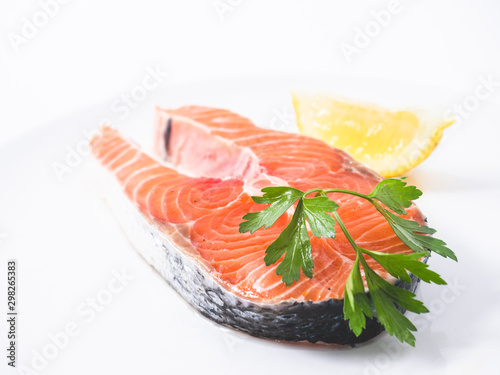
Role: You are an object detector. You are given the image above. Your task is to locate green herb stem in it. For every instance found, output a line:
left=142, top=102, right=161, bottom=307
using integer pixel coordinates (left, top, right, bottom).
left=332, top=211, right=361, bottom=252
left=239, top=177, right=456, bottom=345
left=323, top=188, right=369, bottom=200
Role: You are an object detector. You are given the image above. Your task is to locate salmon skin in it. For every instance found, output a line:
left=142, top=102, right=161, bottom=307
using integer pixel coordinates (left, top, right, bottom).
left=90, top=106, right=426, bottom=345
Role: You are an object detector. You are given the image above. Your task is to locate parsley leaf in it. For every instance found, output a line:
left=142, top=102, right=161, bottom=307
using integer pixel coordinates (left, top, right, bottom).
left=378, top=207, right=457, bottom=261
left=343, top=256, right=373, bottom=336
left=368, top=177, right=422, bottom=215
left=263, top=199, right=314, bottom=286
left=303, top=196, right=338, bottom=238
left=363, top=249, right=446, bottom=285
left=239, top=187, right=303, bottom=233
left=239, top=177, right=457, bottom=345
left=363, top=261, right=426, bottom=346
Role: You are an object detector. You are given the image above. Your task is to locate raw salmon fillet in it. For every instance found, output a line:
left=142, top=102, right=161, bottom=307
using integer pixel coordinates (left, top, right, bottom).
left=90, top=106, right=426, bottom=345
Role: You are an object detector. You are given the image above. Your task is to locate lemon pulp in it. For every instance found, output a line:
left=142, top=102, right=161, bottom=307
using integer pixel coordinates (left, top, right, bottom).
left=292, top=93, right=453, bottom=177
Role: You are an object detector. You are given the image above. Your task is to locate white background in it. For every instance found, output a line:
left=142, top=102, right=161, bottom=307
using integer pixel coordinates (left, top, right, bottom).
left=1, top=0, right=500, bottom=143
left=1, top=1, right=500, bottom=375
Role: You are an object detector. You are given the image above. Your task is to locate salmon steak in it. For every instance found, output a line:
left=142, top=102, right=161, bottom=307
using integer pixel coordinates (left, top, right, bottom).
left=90, top=106, right=426, bottom=345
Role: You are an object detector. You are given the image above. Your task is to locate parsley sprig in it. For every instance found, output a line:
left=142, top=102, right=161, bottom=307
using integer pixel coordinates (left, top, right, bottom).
left=239, top=178, right=457, bottom=346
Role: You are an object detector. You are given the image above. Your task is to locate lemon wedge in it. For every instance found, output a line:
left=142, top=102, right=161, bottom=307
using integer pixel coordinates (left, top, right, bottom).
left=292, top=92, right=454, bottom=177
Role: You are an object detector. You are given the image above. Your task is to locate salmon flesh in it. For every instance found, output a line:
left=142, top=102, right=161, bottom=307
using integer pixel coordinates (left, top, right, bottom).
left=90, top=106, right=425, bottom=345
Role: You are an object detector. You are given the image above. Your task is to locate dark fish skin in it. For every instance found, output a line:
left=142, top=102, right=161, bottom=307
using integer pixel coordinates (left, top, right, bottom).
left=163, top=237, right=420, bottom=345
left=152, top=117, right=423, bottom=344
left=163, top=118, right=172, bottom=151
left=105, top=170, right=422, bottom=346
left=129, top=210, right=421, bottom=346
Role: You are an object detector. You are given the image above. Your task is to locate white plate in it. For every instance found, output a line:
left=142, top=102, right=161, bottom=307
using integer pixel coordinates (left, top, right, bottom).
left=1, top=75, right=499, bottom=375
